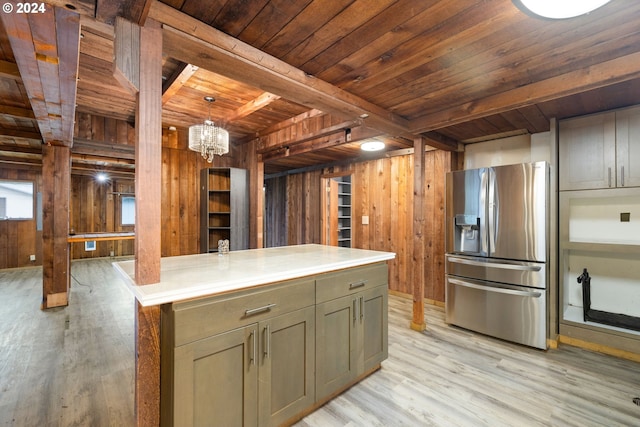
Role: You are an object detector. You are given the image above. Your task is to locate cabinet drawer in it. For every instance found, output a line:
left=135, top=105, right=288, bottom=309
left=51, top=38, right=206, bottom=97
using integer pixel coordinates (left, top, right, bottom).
left=168, top=278, right=315, bottom=346
left=316, top=263, right=388, bottom=303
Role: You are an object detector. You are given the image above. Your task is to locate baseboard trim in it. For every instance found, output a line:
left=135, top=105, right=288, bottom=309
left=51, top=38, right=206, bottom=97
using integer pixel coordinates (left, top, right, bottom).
left=558, top=334, right=640, bottom=363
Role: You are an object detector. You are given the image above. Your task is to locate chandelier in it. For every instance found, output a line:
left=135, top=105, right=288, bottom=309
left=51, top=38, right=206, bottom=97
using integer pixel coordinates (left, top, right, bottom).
left=188, top=96, right=229, bottom=162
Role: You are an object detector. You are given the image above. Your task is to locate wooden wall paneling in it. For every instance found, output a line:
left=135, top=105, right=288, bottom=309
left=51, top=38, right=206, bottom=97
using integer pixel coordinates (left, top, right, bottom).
left=423, top=151, right=436, bottom=302
left=117, top=119, right=130, bottom=144
left=91, top=114, right=105, bottom=141
left=431, top=150, right=450, bottom=303
left=0, top=221, right=7, bottom=268
left=238, top=138, right=264, bottom=249
left=178, top=149, right=197, bottom=255
left=264, top=175, right=287, bottom=248
left=411, top=137, right=426, bottom=331
left=165, top=148, right=180, bottom=257
left=105, top=181, right=115, bottom=257
left=355, top=160, right=370, bottom=248
left=104, top=117, right=118, bottom=144
left=6, top=210, right=18, bottom=268
left=286, top=174, right=302, bottom=245
left=305, top=170, right=321, bottom=244
left=391, top=154, right=412, bottom=295
left=76, top=111, right=92, bottom=139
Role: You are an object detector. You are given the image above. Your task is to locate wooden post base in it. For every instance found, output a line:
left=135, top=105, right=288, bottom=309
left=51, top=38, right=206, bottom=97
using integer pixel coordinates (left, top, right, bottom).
left=410, top=321, right=426, bottom=332
left=41, top=291, right=69, bottom=309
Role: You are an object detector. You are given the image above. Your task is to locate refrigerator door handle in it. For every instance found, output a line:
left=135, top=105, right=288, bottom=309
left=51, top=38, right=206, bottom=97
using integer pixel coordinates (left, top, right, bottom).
left=480, top=169, right=489, bottom=254
left=448, top=256, right=542, bottom=271
left=487, top=168, right=496, bottom=255
left=449, top=278, right=542, bottom=298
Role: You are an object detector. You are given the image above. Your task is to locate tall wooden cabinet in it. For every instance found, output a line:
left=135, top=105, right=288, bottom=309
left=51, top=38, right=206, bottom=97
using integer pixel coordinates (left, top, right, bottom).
left=322, top=175, right=353, bottom=248
left=200, top=167, right=249, bottom=253
left=558, top=105, right=640, bottom=354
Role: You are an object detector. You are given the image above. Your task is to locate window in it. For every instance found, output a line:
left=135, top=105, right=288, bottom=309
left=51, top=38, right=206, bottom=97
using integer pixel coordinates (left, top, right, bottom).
left=121, top=196, right=135, bottom=225
left=0, top=180, right=34, bottom=220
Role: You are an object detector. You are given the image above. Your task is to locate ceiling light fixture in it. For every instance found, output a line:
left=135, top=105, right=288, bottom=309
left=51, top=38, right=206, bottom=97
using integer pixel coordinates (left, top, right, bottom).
left=188, top=96, right=229, bottom=162
left=360, top=140, right=385, bottom=152
left=95, top=172, right=109, bottom=183
left=512, top=0, right=611, bottom=19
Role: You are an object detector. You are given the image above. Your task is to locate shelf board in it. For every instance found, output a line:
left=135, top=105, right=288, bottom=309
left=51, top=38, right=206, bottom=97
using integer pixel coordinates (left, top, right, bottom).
left=561, top=241, right=640, bottom=254
left=209, top=227, right=231, bottom=230
left=209, top=211, right=231, bottom=215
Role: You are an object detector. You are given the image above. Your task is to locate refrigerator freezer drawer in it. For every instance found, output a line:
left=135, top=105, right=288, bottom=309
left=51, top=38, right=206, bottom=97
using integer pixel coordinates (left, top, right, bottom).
left=445, top=276, right=547, bottom=349
left=446, top=254, right=546, bottom=289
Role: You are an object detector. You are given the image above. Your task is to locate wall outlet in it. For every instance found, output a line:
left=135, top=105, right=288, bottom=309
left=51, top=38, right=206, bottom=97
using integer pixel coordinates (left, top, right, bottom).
left=110, top=251, right=115, bottom=257
left=29, top=254, right=36, bottom=261
left=362, top=215, right=369, bottom=225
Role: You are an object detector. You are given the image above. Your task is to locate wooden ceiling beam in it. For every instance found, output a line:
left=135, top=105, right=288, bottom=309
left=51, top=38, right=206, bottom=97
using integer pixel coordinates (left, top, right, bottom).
left=0, top=60, right=21, bottom=80
left=161, top=62, right=198, bottom=105
left=0, top=6, right=81, bottom=146
left=123, top=0, right=154, bottom=26
left=72, top=137, right=135, bottom=160
left=149, top=1, right=414, bottom=140
left=0, top=128, right=42, bottom=140
left=0, top=105, right=36, bottom=120
left=410, top=51, right=640, bottom=133
left=421, top=131, right=460, bottom=151
left=258, top=120, right=357, bottom=154
left=42, top=0, right=95, bottom=18
left=224, top=92, right=281, bottom=123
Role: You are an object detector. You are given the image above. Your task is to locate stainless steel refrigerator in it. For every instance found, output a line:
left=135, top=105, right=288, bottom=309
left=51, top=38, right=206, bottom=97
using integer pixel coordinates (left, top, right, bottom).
left=445, top=161, right=549, bottom=349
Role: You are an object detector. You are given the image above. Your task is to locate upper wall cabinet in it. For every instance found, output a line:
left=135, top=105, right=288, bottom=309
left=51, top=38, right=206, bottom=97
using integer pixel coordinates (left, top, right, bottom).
left=559, top=106, right=640, bottom=191
left=615, top=106, right=640, bottom=188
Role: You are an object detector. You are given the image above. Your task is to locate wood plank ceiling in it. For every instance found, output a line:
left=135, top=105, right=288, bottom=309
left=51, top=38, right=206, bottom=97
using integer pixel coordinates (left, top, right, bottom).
left=1, top=0, right=640, bottom=174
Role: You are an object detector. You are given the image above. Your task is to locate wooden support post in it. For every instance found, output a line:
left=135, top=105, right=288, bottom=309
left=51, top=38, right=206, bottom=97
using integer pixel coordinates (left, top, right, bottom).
left=242, top=139, right=264, bottom=248
left=123, top=17, right=162, bottom=427
left=411, top=137, right=426, bottom=331
left=41, top=145, right=71, bottom=308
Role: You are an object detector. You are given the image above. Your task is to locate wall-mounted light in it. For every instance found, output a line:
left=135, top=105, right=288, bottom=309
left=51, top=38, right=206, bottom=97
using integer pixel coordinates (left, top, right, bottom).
left=513, top=0, right=611, bottom=19
left=96, top=172, right=109, bottom=183
left=360, top=140, right=385, bottom=152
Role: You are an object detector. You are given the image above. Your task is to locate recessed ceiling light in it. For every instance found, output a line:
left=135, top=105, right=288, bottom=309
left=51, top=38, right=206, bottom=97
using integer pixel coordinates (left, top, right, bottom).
left=360, top=140, right=385, bottom=152
left=513, top=0, right=611, bottom=19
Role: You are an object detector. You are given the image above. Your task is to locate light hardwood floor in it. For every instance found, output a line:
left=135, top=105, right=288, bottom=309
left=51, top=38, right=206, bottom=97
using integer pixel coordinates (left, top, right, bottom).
left=1, top=258, right=639, bottom=426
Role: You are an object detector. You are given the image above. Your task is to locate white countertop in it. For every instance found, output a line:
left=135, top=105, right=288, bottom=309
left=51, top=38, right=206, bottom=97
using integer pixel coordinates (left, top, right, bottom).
left=113, top=244, right=395, bottom=306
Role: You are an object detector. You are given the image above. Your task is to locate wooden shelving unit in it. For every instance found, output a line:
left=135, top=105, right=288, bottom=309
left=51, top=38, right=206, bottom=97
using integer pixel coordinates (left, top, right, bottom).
left=558, top=106, right=640, bottom=354
left=336, top=176, right=352, bottom=248
left=200, top=167, right=249, bottom=253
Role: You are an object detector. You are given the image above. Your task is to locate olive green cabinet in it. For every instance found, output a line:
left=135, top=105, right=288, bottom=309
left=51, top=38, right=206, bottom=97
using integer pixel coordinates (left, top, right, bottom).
left=315, top=263, right=388, bottom=401
left=258, top=306, right=315, bottom=427
left=171, top=325, right=259, bottom=427
left=161, top=263, right=388, bottom=426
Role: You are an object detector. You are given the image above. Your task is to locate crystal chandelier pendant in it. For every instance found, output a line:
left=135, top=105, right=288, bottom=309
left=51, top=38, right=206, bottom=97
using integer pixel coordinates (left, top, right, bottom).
left=188, top=96, right=230, bottom=162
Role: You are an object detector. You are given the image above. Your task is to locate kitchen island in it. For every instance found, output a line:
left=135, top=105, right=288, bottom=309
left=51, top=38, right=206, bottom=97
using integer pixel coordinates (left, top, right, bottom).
left=114, top=244, right=395, bottom=426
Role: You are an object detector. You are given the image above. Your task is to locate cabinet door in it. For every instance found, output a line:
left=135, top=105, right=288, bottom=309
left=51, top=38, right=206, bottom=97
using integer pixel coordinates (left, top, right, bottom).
left=616, top=106, right=640, bottom=188
left=559, top=112, right=616, bottom=190
left=258, top=307, right=315, bottom=427
left=315, top=294, right=358, bottom=401
left=171, top=325, right=258, bottom=427
left=361, top=286, right=388, bottom=373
